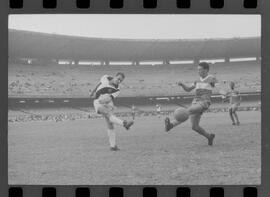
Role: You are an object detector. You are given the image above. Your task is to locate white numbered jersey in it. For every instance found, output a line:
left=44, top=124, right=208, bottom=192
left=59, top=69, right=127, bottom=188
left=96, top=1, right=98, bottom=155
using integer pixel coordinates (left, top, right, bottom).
left=95, top=75, right=120, bottom=100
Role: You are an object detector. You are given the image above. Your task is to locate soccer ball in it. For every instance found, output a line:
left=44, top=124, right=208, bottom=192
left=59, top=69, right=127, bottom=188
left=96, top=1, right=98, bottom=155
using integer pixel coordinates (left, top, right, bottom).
left=174, top=107, right=189, bottom=122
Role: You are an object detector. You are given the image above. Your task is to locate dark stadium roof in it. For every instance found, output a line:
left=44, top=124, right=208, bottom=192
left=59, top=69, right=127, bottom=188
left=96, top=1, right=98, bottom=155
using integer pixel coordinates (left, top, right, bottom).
left=9, top=29, right=261, bottom=61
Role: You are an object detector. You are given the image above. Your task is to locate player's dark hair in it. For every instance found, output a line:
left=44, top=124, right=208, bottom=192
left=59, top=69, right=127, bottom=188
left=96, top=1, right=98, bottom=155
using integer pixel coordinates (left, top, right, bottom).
left=198, top=62, right=210, bottom=71
left=116, top=72, right=125, bottom=78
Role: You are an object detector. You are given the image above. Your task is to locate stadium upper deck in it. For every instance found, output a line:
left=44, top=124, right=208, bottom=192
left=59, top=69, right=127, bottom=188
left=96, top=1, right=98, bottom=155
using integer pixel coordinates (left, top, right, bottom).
left=8, top=62, right=260, bottom=98
left=8, top=29, right=261, bottom=98
left=9, top=29, right=260, bottom=62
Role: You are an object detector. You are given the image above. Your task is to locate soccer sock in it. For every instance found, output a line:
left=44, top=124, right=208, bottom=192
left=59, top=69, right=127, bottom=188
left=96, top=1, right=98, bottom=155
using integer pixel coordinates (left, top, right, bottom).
left=109, top=115, right=124, bottom=126
left=107, top=129, right=116, bottom=147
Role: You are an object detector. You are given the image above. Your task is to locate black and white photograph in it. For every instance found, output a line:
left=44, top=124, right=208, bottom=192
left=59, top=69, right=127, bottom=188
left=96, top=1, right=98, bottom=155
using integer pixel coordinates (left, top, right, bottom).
left=8, top=14, right=261, bottom=185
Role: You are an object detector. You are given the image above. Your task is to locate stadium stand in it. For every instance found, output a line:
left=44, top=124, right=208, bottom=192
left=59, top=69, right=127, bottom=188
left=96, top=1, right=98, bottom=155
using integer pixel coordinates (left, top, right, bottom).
left=8, top=61, right=260, bottom=98
left=8, top=29, right=260, bottom=98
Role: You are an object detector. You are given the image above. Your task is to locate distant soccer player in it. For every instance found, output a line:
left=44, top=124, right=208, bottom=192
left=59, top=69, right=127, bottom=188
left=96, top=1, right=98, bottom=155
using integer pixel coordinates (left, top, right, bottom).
left=156, top=104, right=162, bottom=118
left=90, top=73, right=134, bottom=151
left=164, top=62, right=219, bottom=146
left=227, top=81, right=241, bottom=126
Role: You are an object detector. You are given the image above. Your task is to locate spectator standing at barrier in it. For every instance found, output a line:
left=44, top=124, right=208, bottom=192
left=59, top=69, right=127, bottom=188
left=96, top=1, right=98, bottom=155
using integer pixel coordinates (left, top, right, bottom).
left=156, top=104, right=162, bottom=118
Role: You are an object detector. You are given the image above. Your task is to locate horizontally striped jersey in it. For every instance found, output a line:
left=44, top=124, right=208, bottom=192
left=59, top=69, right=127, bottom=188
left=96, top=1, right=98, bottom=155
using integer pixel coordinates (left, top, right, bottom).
left=228, top=90, right=241, bottom=104
left=193, top=75, right=218, bottom=102
left=94, top=75, right=120, bottom=100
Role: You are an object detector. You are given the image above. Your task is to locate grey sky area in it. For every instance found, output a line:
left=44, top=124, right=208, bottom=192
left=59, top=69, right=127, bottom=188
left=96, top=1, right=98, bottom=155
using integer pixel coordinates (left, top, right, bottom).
left=9, top=14, right=260, bottom=39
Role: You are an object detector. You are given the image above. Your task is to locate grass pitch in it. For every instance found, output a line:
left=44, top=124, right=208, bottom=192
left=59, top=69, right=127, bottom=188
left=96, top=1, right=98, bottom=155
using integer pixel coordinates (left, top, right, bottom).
left=9, top=111, right=260, bottom=185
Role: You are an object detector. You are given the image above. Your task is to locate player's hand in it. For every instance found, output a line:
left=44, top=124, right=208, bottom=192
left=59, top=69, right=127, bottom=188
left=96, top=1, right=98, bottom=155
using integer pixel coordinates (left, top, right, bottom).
left=89, top=90, right=95, bottom=99
left=89, top=94, right=94, bottom=99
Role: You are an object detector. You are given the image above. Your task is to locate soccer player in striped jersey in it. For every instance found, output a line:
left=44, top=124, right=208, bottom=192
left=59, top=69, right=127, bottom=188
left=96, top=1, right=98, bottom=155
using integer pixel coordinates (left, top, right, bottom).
left=90, top=72, right=134, bottom=151
left=164, top=62, right=218, bottom=146
left=227, top=81, right=241, bottom=126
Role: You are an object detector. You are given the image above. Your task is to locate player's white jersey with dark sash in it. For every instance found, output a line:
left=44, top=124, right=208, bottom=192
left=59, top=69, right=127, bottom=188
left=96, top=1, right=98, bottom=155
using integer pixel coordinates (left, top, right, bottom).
left=93, top=75, right=120, bottom=114
left=192, top=75, right=218, bottom=112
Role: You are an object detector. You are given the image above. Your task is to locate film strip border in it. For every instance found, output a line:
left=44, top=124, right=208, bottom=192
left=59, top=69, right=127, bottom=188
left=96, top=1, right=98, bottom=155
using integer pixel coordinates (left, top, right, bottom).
left=9, top=186, right=258, bottom=197
left=1, top=0, right=269, bottom=197
left=9, top=0, right=259, bottom=10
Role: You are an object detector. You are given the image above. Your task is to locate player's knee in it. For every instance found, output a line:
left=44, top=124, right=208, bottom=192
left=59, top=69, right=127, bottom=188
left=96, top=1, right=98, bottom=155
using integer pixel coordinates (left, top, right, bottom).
left=192, top=125, right=199, bottom=131
left=187, top=108, right=195, bottom=115
left=189, top=106, right=203, bottom=115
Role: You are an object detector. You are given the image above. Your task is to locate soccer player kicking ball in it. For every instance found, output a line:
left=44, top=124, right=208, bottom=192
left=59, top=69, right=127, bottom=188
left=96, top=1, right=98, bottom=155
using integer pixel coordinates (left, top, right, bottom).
left=227, top=81, right=241, bottom=126
left=90, top=73, right=134, bottom=151
left=164, top=62, right=218, bottom=146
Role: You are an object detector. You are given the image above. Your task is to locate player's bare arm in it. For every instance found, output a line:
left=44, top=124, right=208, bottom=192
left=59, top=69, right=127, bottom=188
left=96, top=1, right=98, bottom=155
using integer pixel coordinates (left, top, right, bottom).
left=89, top=82, right=101, bottom=98
left=178, top=82, right=195, bottom=92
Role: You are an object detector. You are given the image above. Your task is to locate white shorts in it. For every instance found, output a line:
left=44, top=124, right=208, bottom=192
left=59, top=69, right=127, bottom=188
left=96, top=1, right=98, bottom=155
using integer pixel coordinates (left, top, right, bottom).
left=93, top=99, right=114, bottom=116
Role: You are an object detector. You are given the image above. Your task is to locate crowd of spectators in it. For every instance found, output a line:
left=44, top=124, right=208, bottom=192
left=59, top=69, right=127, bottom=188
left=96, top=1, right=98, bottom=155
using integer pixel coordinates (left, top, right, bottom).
left=8, top=105, right=260, bottom=123
left=9, top=62, right=261, bottom=98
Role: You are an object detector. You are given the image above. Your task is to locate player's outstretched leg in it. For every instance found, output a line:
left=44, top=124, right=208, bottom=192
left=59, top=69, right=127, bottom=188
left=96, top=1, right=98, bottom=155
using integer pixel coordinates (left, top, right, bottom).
left=165, top=117, right=186, bottom=132
left=190, top=114, right=215, bottom=146
left=165, top=107, right=189, bottom=132
left=109, top=114, right=134, bottom=130
left=123, top=120, right=134, bottom=130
